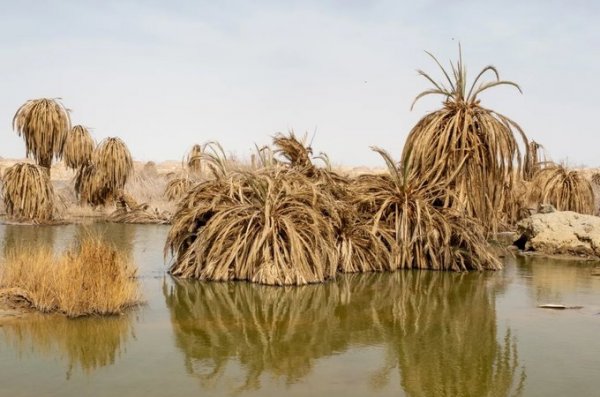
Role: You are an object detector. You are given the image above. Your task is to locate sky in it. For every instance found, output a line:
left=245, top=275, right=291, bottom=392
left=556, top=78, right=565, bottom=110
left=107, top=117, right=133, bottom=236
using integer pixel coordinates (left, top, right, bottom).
left=1, top=0, right=599, bottom=166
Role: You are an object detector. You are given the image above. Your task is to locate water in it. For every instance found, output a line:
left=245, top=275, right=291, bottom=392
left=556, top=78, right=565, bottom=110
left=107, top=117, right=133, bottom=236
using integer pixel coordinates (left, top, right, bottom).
left=0, top=223, right=599, bottom=397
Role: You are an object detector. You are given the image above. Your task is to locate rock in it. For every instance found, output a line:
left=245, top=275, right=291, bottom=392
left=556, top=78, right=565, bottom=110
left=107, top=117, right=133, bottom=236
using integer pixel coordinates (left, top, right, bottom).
left=537, top=203, right=556, bottom=214
left=515, top=211, right=600, bottom=258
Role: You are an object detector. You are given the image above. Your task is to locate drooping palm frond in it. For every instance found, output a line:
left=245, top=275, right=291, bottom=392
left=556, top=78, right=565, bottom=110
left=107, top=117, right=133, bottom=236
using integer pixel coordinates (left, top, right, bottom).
left=187, top=144, right=202, bottom=174
left=12, top=98, right=71, bottom=173
left=353, top=148, right=500, bottom=271
left=63, top=125, right=95, bottom=170
left=403, top=48, right=528, bottom=232
left=523, top=140, right=546, bottom=181
left=528, top=164, right=595, bottom=214
left=1, top=163, right=55, bottom=222
left=92, top=137, right=133, bottom=191
left=75, top=137, right=133, bottom=206
left=164, top=176, right=195, bottom=201
left=591, top=172, right=600, bottom=187
left=166, top=168, right=339, bottom=285
left=273, top=132, right=313, bottom=169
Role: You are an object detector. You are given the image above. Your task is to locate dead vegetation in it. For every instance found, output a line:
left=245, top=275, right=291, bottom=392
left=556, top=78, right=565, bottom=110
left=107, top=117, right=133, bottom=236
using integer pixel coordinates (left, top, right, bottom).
left=63, top=125, right=95, bottom=169
left=0, top=237, right=142, bottom=317
left=402, top=48, right=528, bottom=233
left=1, top=163, right=55, bottom=222
left=528, top=164, right=595, bottom=214
left=12, top=98, right=71, bottom=175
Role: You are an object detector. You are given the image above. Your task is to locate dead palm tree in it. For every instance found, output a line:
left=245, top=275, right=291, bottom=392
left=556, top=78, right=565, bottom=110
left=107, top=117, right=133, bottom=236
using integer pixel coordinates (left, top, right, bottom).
left=402, top=48, right=528, bottom=232
left=1, top=163, right=55, bottom=222
left=63, top=125, right=95, bottom=170
left=12, top=98, right=71, bottom=176
left=75, top=137, right=133, bottom=206
left=529, top=164, right=595, bottom=214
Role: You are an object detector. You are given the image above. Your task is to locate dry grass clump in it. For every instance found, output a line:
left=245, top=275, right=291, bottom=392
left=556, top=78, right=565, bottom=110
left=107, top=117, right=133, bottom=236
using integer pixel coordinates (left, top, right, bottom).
left=63, top=125, right=95, bottom=169
left=108, top=190, right=169, bottom=224
left=187, top=144, right=202, bottom=174
left=164, top=176, right=195, bottom=201
left=528, top=164, right=595, bottom=214
left=353, top=148, right=501, bottom=271
left=402, top=49, right=528, bottom=232
left=75, top=137, right=133, bottom=206
left=0, top=237, right=142, bottom=317
left=12, top=98, right=71, bottom=173
left=1, top=163, right=55, bottom=222
left=166, top=167, right=338, bottom=285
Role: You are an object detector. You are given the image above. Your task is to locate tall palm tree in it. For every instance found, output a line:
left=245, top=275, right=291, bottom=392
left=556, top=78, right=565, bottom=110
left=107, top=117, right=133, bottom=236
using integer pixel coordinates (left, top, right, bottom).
left=12, top=98, right=71, bottom=176
left=402, top=47, right=528, bottom=232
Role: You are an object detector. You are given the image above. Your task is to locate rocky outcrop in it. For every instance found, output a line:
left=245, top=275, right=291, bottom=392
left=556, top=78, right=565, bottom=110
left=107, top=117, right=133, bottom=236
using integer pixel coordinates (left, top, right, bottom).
left=515, top=211, right=600, bottom=258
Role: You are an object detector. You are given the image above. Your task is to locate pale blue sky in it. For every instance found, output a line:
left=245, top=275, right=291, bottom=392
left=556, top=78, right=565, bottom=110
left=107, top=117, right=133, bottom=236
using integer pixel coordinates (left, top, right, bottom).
left=1, top=0, right=599, bottom=166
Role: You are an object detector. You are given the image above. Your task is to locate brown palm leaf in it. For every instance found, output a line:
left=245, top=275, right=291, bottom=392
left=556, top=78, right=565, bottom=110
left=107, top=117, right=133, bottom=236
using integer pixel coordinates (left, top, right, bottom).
left=92, top=137, right=133, bottom=192
left=164, top=176, right=195, bottom=201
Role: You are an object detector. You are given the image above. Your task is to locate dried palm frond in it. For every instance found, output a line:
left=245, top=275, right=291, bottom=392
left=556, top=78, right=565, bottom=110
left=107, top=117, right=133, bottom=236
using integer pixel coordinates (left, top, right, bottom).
left=402, top=47, right=528, bottom=232
left=272, top=132, right=386, bottom=273
left=187, top=144, right=202, bottom=174
left=164, top=177, right=195, bottom=201
left=273, top=132, right=313, bottom=169
left=166, top=168, right=339, bottom=285
left=12, top=98, right=71, bottom=173
left=353, top=148, right=500, bottom=271
left=524, top=140, right=546, bottom=181
left=528, top=164, right=595, bottom=214
left=75, top=137, right=133, bottom=206
left=108, top=190, right=169, bottom=224
left=1, top=163, right=55, bottom=222
left=591, top=172, right=600, bottom=187
left=93, top=137, right=133, bottom=191
left=63, top=125, right=95, bottom=169
left=74, top=163, right=110, bottom=206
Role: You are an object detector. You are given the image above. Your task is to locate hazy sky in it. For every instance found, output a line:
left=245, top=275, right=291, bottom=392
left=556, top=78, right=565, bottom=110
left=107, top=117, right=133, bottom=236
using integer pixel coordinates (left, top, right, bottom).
left=1, top=0, right=599, bottom=166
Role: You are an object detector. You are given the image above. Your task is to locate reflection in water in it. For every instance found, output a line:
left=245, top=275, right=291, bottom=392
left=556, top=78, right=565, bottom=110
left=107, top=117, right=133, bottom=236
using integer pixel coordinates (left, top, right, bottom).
left=1, top=313, right=136, bottom=379
left=1, top=223, right=136, bottom=260
left=1, top=224, right=57, bottom=256
left=517, top=255, right=599, bottom=303
left=164, top=272, right=526, bottom=396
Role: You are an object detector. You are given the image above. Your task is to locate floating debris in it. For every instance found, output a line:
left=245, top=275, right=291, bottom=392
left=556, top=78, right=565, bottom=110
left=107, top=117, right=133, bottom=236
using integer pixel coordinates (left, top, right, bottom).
left=538, top=304, right=583, bottom=310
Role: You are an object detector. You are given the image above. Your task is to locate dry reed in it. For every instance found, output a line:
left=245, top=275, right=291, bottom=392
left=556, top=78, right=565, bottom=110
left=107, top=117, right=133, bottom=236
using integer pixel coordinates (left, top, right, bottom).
left=1, top=163, right=55, bottom=222
left=0, top=237, right=142, bottom=317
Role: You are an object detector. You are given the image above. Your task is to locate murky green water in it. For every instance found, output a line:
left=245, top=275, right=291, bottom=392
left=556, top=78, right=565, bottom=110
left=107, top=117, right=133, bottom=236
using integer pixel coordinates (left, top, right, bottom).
left=0, top=223, right=599, bottom=397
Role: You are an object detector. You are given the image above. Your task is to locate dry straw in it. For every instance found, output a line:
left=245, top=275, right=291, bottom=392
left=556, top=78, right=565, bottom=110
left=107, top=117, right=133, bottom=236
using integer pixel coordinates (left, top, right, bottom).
left=1, top=162, right=55, bottom=222
left=63, top=125, right=95, bottom=169
left=12, top=98, right=71, bottom=173
left=402, top=47, right=528, bottom=232
left=529, top=164, right=595, bottom=214
left=0, top=237, right=142, bottom=317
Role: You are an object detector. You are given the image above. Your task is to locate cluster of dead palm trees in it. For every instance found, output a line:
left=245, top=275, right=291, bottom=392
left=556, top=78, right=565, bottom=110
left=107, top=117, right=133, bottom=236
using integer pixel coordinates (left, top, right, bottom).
left=1, top=48, right=598, bottom=285
left=1, top=99, right=134, bottom=221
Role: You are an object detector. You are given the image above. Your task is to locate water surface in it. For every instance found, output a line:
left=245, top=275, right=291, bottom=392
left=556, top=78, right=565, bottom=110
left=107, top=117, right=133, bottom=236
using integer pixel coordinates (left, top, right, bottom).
left=0, top=223, right=599, bottom=397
